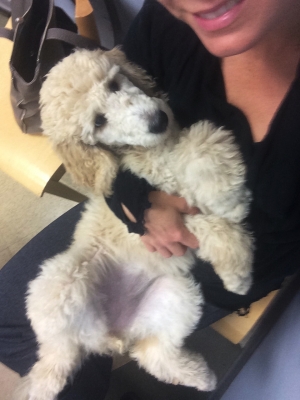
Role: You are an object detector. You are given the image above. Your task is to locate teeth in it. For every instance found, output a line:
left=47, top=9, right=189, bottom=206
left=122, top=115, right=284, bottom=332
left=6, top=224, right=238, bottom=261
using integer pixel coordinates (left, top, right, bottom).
left=200, top=0, right=240, bottom=20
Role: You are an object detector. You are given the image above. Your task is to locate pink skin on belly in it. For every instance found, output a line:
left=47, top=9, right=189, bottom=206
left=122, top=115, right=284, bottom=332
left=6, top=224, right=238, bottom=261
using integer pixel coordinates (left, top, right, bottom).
left=94, top=265, right=160, bottom=334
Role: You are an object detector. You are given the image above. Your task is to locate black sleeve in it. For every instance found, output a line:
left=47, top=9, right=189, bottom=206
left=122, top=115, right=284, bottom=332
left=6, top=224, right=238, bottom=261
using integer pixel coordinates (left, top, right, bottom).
left=105, top=170, right=153, bottom=235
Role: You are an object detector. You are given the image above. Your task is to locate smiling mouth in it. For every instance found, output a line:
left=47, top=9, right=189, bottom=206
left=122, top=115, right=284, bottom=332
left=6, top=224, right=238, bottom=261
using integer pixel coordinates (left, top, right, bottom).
left=197, top=0, right=242, bottom=20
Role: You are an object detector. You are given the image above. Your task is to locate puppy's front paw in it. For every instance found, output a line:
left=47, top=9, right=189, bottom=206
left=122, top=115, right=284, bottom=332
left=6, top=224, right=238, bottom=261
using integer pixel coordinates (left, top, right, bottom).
left=177, top=366, right=217, bottom=391
left=193, top=368, right=217, bottom=392
left=223, top=271, right=252, bottom=295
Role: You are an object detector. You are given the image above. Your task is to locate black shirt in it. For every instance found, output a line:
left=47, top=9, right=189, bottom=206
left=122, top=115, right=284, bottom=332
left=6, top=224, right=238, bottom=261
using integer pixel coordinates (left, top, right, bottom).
left=109, top=0, right=300, bottom=309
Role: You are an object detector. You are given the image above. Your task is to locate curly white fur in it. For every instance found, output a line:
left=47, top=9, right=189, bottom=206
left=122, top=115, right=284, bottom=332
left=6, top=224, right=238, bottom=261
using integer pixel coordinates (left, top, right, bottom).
left=16, top=48, right=254, bottom=399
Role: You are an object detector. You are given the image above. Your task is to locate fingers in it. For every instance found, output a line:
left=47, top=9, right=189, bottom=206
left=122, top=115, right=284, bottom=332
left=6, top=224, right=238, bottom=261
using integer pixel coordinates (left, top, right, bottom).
left=167, top=242, right=188, bottom=256
left=156, top=247, right=173, bottom=258
left=141, top=237, right=156, bottom=253
left=141, top=235, right=189, bottom=258
left=187, top=206, right=201, bottom=216
left=173, top=197, right=199, bottom=215
left=163, top=224, right=199, bottom=250
left=148, top=191, right=200, bottom=215
left=121, top=192, right=199, bottom=258
left=139, top=191, right=200, bottom=257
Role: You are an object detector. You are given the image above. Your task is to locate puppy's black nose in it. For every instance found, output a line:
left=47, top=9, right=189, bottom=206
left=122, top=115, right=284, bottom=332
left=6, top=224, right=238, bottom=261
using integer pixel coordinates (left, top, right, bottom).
left=148, top=110, right=168, bottom=134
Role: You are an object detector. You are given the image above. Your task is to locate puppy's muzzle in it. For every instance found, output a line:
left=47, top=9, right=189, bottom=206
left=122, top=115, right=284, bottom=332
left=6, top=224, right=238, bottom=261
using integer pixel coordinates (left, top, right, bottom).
left=148, top=110, right=168, bottom=134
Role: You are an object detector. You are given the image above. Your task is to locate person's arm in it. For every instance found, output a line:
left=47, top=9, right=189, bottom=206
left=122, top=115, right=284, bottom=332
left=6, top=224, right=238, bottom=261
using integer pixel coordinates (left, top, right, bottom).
left=106, top=0, right=199, bottom=256
left=104, top=1, right=158, bottom=235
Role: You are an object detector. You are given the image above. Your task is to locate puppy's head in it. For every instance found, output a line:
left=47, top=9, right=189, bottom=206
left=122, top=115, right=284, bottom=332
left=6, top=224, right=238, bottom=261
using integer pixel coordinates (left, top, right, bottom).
left=40, top=48, right=173, bottom=149
left=40, top=48, right=173, bottom=194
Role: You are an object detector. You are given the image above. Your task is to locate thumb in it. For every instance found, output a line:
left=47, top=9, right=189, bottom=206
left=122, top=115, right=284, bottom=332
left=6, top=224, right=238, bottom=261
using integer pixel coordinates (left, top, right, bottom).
left=186, top=206, right=201, bottom=216
left=172, top=197, right=200, bottom=215
left=180, top=227, right=199, bottom=249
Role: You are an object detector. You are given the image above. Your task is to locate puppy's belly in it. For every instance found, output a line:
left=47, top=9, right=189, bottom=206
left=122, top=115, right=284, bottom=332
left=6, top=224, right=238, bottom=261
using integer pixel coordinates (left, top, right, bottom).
left=94, top=266, right=160, bottom=335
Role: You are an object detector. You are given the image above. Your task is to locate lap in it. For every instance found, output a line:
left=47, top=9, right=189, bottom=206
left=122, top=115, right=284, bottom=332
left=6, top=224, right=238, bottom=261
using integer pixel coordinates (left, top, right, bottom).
left=0, top=202, right=113, bottom=399
left=192, top=258, right=286, bottom=311
left=0, top=203, right=85, bottom=374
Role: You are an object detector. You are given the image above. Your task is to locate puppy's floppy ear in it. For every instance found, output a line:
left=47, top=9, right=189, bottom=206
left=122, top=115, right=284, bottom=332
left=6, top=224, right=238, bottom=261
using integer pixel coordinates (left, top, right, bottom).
left=55, top=141, right=118, bottom=197
left=107, top=48, right=166, bottom=99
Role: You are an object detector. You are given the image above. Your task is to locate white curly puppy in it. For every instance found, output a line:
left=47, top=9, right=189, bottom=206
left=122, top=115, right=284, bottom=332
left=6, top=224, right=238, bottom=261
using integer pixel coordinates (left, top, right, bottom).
left=16, top=48, right=253, bottom=400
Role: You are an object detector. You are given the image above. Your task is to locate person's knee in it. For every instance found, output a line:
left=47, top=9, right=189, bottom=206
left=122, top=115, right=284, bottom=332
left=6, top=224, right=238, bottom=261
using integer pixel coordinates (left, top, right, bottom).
left=0, top=327, right=38, bottom=376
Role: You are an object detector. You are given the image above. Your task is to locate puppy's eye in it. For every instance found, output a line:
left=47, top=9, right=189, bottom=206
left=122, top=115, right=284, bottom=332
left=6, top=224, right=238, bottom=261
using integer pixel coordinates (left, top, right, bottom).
left=95, top=114, right=107, bottom=128
left=108, top=80, right=120, bottom=92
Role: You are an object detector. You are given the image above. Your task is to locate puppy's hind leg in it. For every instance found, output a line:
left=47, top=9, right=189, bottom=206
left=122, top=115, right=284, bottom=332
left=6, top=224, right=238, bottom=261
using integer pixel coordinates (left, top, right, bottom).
left=13, top=340, right=81, bottom=400
left=128, top=275, right=216, bottom=391
left=130, top=337, right=216, bottom=391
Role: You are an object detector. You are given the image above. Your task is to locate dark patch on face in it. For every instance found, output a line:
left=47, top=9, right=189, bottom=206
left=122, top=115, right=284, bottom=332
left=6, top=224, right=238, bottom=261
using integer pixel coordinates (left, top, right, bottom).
left=119, top=67, right=165, bottom=99
left=95, top=113, right=107, bottom=128
left=108, top=80, right=120, bottom=93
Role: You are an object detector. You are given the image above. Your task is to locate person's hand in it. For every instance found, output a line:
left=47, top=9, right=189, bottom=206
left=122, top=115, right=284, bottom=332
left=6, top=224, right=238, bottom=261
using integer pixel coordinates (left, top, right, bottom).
left=122, top=191, right=200, bottom=258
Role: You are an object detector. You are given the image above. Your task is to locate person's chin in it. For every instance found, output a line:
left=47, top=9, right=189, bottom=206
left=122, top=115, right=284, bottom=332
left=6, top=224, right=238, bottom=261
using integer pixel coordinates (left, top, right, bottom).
left=197, top=33, right=258, bottom=58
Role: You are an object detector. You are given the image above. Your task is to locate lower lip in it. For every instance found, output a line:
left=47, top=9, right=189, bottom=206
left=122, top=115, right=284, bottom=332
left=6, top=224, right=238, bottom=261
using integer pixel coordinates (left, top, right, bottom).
left=193, top=0, right=245, bottom=32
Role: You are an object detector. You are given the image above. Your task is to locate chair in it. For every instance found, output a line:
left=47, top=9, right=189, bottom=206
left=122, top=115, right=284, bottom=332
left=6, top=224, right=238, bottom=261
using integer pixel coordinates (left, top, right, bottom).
left=211, top=289, right=278, bottom=345
left=0, top=17, right=86, bottom=202
left=208, top=270, right=300, bottom=399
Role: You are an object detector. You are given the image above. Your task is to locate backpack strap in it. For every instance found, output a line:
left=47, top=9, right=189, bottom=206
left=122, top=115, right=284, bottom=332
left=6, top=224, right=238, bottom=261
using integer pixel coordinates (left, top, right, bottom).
left=102, top=0, right=122, bottom=45
left=0, top=25, right=107, bottom=51
left=46, top=27, right=107, bottom=50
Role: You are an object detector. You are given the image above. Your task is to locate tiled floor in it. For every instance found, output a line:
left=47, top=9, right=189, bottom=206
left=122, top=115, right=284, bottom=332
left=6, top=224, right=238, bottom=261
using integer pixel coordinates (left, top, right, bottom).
left=0, top=169, right=80, bottom=270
